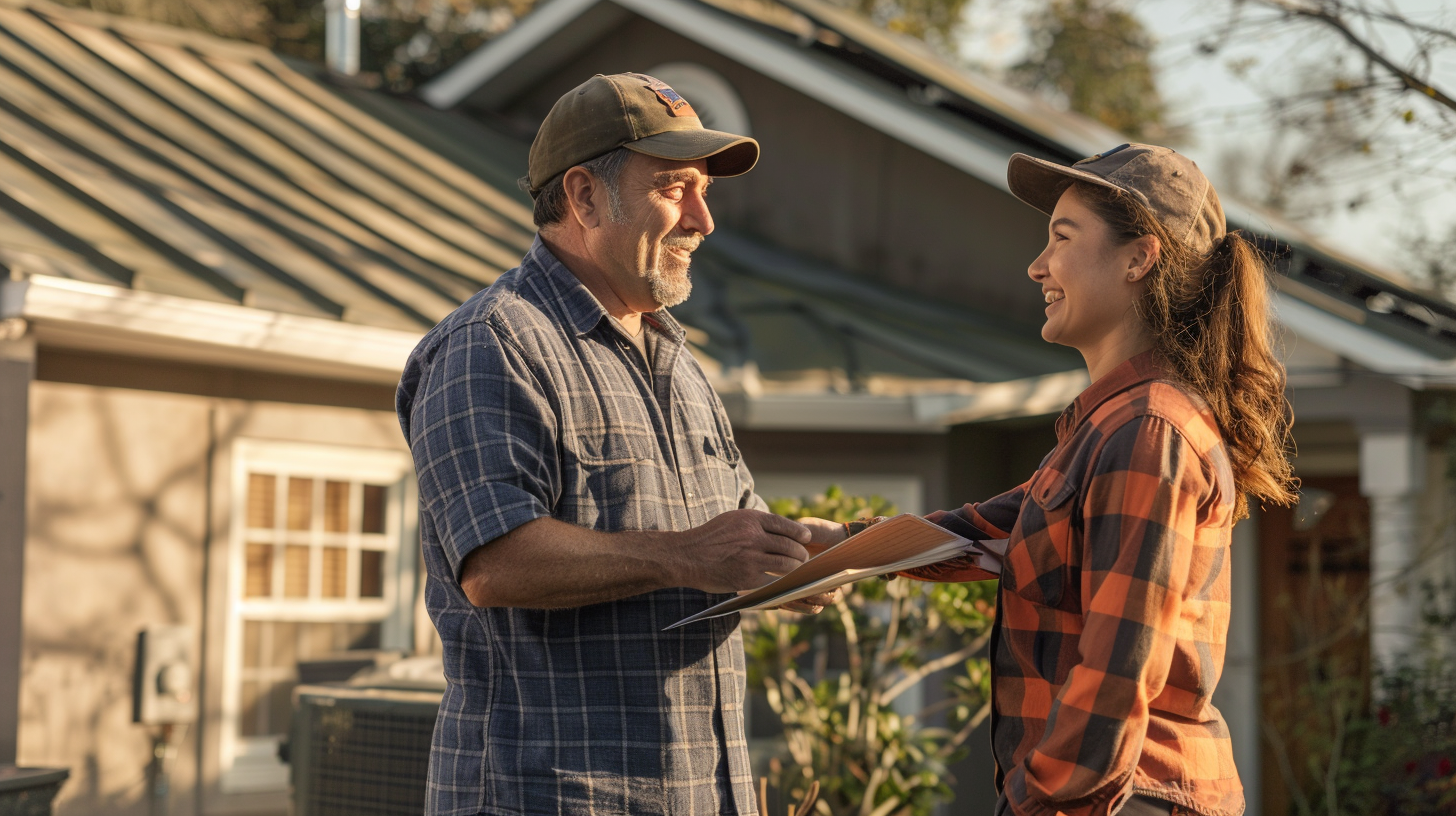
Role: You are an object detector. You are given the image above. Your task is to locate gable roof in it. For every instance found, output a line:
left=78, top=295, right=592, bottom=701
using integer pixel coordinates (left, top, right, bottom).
left=423, top=0, right=1456, bottom=388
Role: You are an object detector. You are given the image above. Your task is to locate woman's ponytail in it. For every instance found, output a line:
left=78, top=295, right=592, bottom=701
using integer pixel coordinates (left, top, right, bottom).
left=1075, top=183, right=1297, bottom=518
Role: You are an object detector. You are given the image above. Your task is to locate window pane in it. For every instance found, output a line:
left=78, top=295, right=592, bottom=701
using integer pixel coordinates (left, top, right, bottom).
left=359, top=550, right=384, bottom=598
left=323, top=481, right=350, bottom=533
left=304, top=622, right=337, bottom=656
left=244, top=544, right=273, bottom=598
left=247, top=474, right=276, bottom=529
left=283, top=545, right=310, bottom=598
left=242, top=621, right=262, bottom=669
left=267, top=681, right=294, bottom=738
left=270, top=621, right=298, bottom=670
left=321, top=547, right=347, bottom=598
left=286, top=478, right=313, bottom=531
left=344, top=621, right=382, bottom=651
left=360, top=484, right=387, bottom=534
left=239, top=680, right=263, bottom=737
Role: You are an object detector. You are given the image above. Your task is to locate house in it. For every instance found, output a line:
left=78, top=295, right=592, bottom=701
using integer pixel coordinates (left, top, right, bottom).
left=1, top=0, right=1452, bottom=814
left=418, top=0, right=1456, bottom=811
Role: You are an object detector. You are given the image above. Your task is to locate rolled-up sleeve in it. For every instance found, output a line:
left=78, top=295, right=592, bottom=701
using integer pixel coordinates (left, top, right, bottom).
left=407, top=322, right=560, bottom=577
left=1006, top=415, right=1204, bottom=816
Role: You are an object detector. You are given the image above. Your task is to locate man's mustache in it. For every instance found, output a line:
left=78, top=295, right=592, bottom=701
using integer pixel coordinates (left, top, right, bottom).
left=662, top=234, right=702, bottom=252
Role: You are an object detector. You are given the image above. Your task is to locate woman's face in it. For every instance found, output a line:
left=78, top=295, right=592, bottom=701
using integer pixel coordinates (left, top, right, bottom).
left=1027, top=186, right=1151, bottom=359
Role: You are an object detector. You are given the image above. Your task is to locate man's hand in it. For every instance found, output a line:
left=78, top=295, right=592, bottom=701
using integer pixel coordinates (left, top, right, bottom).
left=677, top=509, right=812, bottom=593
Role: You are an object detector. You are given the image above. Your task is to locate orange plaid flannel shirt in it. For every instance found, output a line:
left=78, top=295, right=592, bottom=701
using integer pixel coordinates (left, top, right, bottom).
left=907, top=352, right=1242, bottom=816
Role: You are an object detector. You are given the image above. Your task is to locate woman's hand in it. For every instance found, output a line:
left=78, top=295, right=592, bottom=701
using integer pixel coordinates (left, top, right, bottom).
left=795, top=516, right=849, bottom=556
left=776, top=588, right=844, bottom=615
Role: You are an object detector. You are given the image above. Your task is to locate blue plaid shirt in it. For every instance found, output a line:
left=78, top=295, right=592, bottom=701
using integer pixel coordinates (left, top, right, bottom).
left=397, top=238, right=765, bottom=816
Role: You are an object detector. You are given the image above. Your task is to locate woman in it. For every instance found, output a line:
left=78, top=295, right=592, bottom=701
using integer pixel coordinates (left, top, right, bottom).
left=803, top=144, right=1296, bottom=816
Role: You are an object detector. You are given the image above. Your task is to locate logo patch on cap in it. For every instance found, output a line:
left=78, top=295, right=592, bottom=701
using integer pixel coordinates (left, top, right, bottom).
left=629, top=73, right=698, bottom=118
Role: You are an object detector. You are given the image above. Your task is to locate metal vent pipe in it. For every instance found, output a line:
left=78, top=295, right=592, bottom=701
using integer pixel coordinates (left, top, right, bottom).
left=325, top=0, right=362, bottom=76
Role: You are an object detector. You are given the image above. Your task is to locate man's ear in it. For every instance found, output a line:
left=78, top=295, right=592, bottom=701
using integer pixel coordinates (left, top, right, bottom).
left=561, top=167, right=602, bottom=229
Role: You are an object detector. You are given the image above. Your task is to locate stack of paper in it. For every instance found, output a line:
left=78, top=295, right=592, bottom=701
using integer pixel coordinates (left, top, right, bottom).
left=666, top=514, right=1005, bottom=629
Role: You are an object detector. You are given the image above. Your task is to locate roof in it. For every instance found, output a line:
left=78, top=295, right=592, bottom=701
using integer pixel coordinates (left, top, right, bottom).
left=0, top=0, right=532, bottom=334
left=422, top=0, right=1456, bottom=385
left=0, top=0, right=1084, bottom=428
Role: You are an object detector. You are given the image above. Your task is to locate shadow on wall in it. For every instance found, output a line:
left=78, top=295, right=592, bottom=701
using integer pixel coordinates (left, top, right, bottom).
left=19, top=384, right=239, bottom=816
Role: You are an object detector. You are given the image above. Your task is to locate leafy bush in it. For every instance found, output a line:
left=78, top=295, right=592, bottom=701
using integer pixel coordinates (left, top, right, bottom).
left=750, top=486, right=996, bottom=816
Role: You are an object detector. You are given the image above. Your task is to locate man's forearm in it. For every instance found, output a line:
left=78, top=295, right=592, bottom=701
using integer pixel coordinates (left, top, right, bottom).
left=458, top=509, right=814, bottom=609
left=460, top=517, right=685, bottom=609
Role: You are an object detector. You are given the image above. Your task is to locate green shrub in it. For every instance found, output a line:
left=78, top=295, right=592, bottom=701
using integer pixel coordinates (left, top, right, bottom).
left=751, top=486, right=996, bottom=816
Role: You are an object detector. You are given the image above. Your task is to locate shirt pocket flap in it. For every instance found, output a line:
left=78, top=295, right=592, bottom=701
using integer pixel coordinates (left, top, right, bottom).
left=1030, top=469, right=1076, bottom=511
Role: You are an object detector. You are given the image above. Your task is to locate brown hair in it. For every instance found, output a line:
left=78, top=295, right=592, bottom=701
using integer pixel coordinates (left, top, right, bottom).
left=1073, top=181, right=1297, bottom=518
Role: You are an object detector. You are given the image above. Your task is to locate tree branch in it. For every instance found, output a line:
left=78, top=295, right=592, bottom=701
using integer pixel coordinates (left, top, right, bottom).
left=1249, top=0, right=1456, bottom=114
left=878, top=629, right=991, bottom=706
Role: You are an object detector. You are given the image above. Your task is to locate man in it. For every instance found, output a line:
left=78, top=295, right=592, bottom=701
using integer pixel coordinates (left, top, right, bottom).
left=397, top=73, right=833, bottom=816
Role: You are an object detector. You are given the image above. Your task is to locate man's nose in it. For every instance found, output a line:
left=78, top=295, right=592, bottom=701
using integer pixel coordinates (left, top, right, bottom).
left=681, top=189, right=714, bottom=237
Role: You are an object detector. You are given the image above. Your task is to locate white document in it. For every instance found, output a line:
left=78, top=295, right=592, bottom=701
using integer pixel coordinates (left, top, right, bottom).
left=666, top=514, right=1004, bottom=629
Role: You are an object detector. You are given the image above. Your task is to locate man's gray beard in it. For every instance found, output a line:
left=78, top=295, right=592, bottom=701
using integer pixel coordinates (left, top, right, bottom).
left=645, top=264, right=692, bottom=308
left=646, top=236, right=698, bottom=307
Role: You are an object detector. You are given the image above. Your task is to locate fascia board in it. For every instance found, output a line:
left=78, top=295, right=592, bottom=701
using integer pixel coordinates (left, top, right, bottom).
left=1273, top=292, right=1456, bottom=388
left=3, top=276, right=421, bottom=385
left=419, top=0, right=607, bottom=109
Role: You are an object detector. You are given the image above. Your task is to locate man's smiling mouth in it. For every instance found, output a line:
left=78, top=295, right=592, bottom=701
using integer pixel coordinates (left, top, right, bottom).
left=1044, top=290, right=1064, bottom=304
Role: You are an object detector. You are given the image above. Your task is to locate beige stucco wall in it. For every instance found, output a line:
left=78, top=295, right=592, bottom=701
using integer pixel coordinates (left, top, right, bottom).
left=17, top=376, right=412, bottom=816
left=20, top=381, right=211, bottom=816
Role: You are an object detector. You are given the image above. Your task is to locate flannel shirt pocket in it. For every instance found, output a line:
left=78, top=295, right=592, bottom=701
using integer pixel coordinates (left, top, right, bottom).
left=1010, top=468, right=1081, bottom=612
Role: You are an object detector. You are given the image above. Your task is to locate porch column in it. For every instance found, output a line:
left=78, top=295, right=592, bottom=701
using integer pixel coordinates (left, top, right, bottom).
left=0, top=318, right=34, bottom=765
left=1216, top=512, right=1261, bottom=815
left=1360, top=429, right=1424, bottom=674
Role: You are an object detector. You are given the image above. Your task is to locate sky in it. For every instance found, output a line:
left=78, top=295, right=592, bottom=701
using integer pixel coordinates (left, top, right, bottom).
left=956, top=0, right=1456, bottom=283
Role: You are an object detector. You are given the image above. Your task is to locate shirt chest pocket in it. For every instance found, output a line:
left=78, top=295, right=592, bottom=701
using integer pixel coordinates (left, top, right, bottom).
left=1009, top=468, right=1082, bottom=612
left=567, top=399, right=660, bottom=525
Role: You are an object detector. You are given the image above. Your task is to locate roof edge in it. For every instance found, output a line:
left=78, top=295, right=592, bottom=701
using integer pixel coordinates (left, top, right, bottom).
left=2, top=276, right=422, bottom=386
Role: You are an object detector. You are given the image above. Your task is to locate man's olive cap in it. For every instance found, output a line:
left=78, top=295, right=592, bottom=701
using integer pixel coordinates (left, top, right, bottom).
left=1008, top=143, right=1226, bottom=255
left=525, top=73, right=760, bottom=195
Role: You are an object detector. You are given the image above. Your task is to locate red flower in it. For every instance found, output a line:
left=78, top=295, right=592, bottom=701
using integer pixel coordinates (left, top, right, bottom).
left=1439, top=756, right=1453, bottom=777
left=1406, top=761, right=1419, bottom=776
left=1377, top=706, right=1391, bottom=726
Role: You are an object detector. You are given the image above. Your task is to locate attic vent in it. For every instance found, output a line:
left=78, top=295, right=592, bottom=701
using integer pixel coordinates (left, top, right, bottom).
left=646, top=63, right=752, bottom=137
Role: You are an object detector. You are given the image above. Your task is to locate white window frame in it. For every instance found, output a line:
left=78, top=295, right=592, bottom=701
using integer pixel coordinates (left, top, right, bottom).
left=219, top=439, right=417, bottom=794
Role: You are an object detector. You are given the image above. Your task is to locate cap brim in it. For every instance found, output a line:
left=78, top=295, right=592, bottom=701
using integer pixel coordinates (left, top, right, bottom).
left=1007, top=153, right=1129, bottom=216
left=625, top=129, right=760, bottom=177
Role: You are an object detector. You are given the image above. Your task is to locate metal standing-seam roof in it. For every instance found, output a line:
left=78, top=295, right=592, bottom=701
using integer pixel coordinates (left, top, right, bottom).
left=0, top=0, right=534, bottom=333
left=0, top=0, right=1093, bottom=427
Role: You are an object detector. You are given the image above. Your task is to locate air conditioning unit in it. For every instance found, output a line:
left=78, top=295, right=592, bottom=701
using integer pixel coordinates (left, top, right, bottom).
left=288, top=683, right=441, bottom=816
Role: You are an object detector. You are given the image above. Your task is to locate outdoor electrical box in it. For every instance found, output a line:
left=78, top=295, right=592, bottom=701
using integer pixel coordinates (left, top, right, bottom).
left=132, top=625, right=196, bottom=725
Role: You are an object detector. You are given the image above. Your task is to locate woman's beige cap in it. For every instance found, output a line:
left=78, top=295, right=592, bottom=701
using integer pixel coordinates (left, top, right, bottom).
left=1007, top=143, right=1226, bottom=254
left=525, top=73, right=760, bottom=196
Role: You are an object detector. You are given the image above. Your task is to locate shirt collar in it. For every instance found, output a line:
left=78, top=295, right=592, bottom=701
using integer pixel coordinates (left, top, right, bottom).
left=1055, top=350, right=1169, bottom=440
left=526, top=236, right=686, bottom=345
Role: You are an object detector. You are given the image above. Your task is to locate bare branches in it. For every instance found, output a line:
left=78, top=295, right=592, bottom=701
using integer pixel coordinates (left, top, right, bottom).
left=1244, top=0, right=1456, bottom=114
